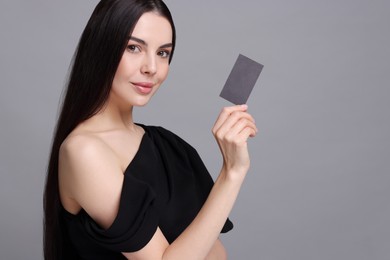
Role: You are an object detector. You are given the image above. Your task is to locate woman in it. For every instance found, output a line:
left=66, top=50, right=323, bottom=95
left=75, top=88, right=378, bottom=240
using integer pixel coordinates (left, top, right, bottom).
left=43, top=0, right=258, bottom=259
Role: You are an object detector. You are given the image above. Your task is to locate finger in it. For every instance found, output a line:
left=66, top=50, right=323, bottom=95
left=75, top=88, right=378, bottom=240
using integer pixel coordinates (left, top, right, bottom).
left=237, top=126, right=257, bottom=143
left=212, top=105, right=248, bottom=133
left=225, top=118, right=258, bottom=140
left=214, top=111, right=256, bottom=138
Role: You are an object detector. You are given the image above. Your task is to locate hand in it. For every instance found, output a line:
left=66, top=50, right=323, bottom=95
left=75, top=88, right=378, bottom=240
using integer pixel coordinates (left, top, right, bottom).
left=212, top=105, right=258, bottom=178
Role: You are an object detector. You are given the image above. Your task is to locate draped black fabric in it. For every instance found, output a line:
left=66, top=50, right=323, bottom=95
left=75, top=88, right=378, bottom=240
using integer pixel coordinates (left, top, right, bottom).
left=62, top=125, right=233, bottom=259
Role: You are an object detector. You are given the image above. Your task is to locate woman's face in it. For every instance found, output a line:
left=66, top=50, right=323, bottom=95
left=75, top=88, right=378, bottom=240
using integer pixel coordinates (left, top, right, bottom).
left=110, top=12, right=173, bottom=108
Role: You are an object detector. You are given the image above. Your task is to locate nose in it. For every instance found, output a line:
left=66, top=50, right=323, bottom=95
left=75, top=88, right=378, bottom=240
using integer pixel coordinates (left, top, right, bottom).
left=141, top=54, right=157, bottom=75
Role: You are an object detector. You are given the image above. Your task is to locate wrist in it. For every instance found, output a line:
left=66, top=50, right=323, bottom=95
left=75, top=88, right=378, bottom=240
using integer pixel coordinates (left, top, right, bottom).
left=219, top=166, right=247, bottom=185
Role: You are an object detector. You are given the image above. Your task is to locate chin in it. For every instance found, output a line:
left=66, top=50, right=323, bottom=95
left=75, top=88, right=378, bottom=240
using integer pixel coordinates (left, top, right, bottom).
left=134, top=103, right=149, bottom=107
left=131, top=97, right=153, bottom=107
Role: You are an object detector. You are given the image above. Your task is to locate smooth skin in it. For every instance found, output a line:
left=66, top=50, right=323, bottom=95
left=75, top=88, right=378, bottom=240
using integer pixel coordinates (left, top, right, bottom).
left=59, top=11, right=257, bottom=260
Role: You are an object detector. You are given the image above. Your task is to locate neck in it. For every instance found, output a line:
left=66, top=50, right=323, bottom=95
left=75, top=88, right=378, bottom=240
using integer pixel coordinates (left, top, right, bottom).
left=87, top=103, right=137, bottom=132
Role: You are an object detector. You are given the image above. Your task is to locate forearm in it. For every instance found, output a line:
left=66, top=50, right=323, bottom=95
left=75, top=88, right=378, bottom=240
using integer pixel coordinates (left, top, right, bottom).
left=124, top=105, right=256, bottom=260
left=162, top=168, right=244, bottom=260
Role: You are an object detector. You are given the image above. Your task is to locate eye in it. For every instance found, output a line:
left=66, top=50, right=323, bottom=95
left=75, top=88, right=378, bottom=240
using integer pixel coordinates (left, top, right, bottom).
left=127, top=45, right=141, bottom=53
left=158, top=50, right=171, bottom=58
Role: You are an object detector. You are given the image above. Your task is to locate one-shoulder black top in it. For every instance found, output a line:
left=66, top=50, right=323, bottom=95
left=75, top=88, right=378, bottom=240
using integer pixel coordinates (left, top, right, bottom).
left=61, top=125, right=233, bottom=259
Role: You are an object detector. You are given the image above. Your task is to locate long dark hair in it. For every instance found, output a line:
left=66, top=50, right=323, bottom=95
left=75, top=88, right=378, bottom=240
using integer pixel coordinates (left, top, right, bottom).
left=43, top=0, right=176, bottom=259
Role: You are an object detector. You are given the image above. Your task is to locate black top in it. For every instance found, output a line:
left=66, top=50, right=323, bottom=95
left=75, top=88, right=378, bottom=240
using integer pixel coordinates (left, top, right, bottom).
left=61, top=125, right=233, bottom=259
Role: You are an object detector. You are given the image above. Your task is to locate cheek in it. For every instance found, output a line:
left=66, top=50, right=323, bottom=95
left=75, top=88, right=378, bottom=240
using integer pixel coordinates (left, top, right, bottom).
left=115, top=55, right=137, bottom=80
left=158, top=64, right=170, bottom=82
left=113, top=62, right=126, bottom=84
left=111, top=62, right=132, bottom=93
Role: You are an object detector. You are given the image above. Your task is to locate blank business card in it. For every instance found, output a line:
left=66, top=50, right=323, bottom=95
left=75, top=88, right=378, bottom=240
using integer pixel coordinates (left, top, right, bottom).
left=220, top=54, right=263, bottom=104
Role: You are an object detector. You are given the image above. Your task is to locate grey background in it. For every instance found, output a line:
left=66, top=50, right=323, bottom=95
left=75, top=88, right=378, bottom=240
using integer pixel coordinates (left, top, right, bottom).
left=1, top=0, right=389, bottom=259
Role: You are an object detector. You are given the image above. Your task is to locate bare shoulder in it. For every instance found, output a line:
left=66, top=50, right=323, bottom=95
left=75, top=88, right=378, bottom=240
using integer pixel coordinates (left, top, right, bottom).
left=59, top=132, right=124, bottom=229
left=60, top=132, right=115, bottom=167
left=59, top=132, right=122, bottom=182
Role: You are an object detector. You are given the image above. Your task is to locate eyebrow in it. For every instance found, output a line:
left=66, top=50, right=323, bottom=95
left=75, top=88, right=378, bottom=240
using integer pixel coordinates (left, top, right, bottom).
left=129, top=36, right=173, bottom=49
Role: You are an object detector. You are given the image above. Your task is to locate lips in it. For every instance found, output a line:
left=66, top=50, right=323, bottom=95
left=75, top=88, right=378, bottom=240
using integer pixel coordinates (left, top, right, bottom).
left=132, top=82, right=154, bottom=95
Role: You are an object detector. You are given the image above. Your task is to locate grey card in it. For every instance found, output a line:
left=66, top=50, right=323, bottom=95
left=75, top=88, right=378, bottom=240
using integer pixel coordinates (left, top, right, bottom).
left=220, top=54, right=263, bottom=104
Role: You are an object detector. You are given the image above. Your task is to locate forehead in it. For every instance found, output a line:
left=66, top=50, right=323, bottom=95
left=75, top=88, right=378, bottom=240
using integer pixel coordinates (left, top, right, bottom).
left=131, top=12, right=172, bottom=44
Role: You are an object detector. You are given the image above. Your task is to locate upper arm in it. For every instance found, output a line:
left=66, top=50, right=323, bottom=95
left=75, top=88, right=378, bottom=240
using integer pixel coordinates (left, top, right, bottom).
left=205, top=239, right=227, bottom=260
left=59, top=135, right=225, bottom=259
left=121, top=227, right=169, bottom=259
left=59, top=135, right=124, bottom=229
left=122, top=232, right=225, bottom=260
